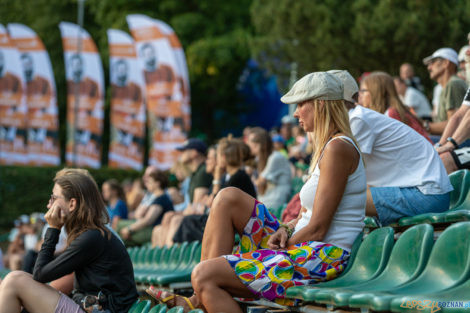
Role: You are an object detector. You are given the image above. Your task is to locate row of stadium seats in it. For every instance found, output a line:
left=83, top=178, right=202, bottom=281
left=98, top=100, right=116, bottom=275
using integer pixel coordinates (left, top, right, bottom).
left=130, top=241, right=201, bottom=287
left=283, top=221, right=470, bottom=313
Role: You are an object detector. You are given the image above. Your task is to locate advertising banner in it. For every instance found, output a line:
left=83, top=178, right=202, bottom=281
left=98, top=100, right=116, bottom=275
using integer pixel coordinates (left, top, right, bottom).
left=127, top=14, right=190, bottom=169
left=108, top=29, right=145, bottom=170
left=59, top=21, right=104, bottom=168
left=8, top=23, right=60, bottom=166
left=0, top=24, right=28, bottom=165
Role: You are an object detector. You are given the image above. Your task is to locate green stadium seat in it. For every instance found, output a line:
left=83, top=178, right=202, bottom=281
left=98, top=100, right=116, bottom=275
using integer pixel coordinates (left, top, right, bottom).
left=339, top=231, right=363, bottom=276
left=148, top=304, right=167, bottom=313
left=348, top=222, right=470, bottom=312
left=188, top=310, right=204, bottom=313
left=390, top=278, right=470, bottom=313
left=128, top=300, right=151, bottom=313
left=145, top=244, right=182, bottom=284
left=313, top=224, right=434, bottom=307
left=153, top=242, right=202, bottom=285
left=285, top=227, right=394, bottom=301
left=167, top=307, right=184, bottom=313
left=398, top=169, right=470, bottom=227
left=134, top=247, right=162, bottom=283
left=364, top=216, right=378, bottom=228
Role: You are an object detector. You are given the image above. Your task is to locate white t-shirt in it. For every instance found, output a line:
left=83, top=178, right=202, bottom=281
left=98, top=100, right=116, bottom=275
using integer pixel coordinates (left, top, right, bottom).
left=349, top=105, right=452, bottom=195
left=404, top=87, right=432, bottom=118
left=294, top=136, right=366, bottom=251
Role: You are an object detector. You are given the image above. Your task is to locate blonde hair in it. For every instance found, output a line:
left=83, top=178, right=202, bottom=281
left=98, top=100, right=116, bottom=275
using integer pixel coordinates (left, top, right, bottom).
left=363, top=71, right=421, bottom=126
left=308, top=99, right=361, bottom=173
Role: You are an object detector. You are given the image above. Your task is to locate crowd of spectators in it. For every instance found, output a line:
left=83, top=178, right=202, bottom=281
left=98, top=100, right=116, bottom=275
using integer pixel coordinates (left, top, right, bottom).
left=1, top=32, right=470, bottom=313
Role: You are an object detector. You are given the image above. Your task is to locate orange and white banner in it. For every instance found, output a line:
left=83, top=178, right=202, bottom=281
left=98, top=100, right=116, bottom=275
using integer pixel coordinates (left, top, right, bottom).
left=0, top=24, right=28, bottom=165
left=59, top=22, right=104, bottom=168
left=8, top=23, right=60, bottom=166
left=127, top=14, right=190, bottom=170
left=107, top=29, right=145, bottom=170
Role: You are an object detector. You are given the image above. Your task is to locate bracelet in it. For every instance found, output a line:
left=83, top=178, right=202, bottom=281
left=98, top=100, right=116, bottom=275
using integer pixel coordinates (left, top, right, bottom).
left=212, top=180, right=221, bottom=185
left=279, top=223, right=294, bottom=238
left=447, top=137, right=459, bottom=149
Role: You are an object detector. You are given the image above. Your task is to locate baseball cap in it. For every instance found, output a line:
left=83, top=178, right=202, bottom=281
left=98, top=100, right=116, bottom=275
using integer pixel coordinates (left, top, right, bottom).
left=458, top=45, right=469, bottom=62
left=280, top=72, right=344, bottom=104
left=176, top=138, right=207, bottom=155
left=272, top=134, right=285, bottom=143
left=328, top=70, right=359, bottom=103
left=423, top=48, right=459, bottom=66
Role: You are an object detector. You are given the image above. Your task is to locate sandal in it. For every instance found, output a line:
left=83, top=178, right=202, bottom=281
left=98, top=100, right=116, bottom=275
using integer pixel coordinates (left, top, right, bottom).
left=146, top=286, right=196, bottom=310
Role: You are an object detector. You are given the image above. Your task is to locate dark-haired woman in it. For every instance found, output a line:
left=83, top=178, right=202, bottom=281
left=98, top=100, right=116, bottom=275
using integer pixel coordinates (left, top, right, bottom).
left=0, top=169, right=138, bottom=313
left=102, top=179, right=128, bottom=229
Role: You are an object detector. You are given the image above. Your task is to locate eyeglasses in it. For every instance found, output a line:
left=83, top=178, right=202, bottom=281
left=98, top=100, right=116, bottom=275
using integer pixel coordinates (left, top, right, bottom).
left=49, top=194, right=64, bottom=203
left=359, top=89, right=369, bottom=93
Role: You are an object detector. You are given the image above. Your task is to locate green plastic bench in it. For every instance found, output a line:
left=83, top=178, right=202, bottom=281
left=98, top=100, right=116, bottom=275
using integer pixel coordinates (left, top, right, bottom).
left=148, top=304, right=167, bottom=313
left=348, top=221, right=470, bottom=312
left=128, top=300, right=151, bottom=313
left=146, top=244, right=182, bottom=284
left=285, top=227, right=394, bottom=301
left=313, top=224, right=434, bottom=307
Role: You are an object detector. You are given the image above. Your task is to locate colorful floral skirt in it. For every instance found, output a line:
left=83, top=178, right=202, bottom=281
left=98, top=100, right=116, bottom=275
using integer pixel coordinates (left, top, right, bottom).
left=223, top=200, right=350, bottom=306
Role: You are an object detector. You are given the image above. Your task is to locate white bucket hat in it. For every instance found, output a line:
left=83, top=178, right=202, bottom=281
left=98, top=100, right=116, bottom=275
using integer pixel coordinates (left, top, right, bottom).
left=328, top=70, right=358, bottom=103
left=280, top=72, right=344, bottom=104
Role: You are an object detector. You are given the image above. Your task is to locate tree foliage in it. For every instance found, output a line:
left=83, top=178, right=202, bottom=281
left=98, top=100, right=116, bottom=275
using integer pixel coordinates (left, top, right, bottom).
left=251, top=0, right=470, bottom=92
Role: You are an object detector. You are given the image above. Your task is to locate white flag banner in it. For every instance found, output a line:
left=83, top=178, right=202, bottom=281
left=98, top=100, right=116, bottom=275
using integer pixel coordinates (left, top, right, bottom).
left=107, top=29, right=145, bottom=170
left=8, top=23, right=60, bottom=166
left=127, top=14, right=190, bottom=170
left=0, top=24, right=28, bottom=165
left=59, top=21, right=104, bottom=168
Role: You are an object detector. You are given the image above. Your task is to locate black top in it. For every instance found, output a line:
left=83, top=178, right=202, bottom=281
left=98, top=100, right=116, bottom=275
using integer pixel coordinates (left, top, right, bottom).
left=189, top=163, right=213, bottom=202
left=34, top=228, right=138, bottom=313
left=151, top=193, right=174, bottom=226
left=226, top=169, right=257, bottom=198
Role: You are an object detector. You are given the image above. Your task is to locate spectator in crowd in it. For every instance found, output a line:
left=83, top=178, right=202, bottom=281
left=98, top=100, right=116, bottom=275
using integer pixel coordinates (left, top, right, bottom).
left=167, top=159, right=191, bottom=212
left=151, top=139, right=212, bottom=247
left=394, top=76, right=432, bottom=120
left=330, top=69, right=453, bottom=226
left=280, top=115, right=296, bottom=148
left=3, top=215, right=30, bottom=271
left=126, top=166, right=159, bottom=220
left=399, top=62, right=425, bottom=92
left=119, top=169, right=173, bottom=246
left=458, top=45, right=469, bottom=81
left=359, top=71, right=432, bottom=143
left=437, top=87, right=470, bottom=173
left=147, top=71, right=366, bottom=311
left=173, top=138, right=257, bottom=244
left=272, top=134, right=288, bottom=157
left=423, top=48, right=467, bottom=136
left=0, top=169, right=137, bottom=313
left=247, top=127, right=292, bottom=209
left=124, top=178, right=145, bottom=213
left=102, top=179, right=128, bottom=229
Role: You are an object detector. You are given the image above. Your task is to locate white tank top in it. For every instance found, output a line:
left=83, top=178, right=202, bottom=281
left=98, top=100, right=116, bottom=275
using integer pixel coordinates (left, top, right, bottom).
left=293, top=136, right=366, bottom=251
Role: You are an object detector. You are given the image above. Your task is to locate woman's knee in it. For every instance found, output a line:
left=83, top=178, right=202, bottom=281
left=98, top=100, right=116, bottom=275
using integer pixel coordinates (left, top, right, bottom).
left=212, top=187, right=248, bottom=213
left=192, top=260, right=216, bottom=293
left=2, top=270, right=32, bottom=290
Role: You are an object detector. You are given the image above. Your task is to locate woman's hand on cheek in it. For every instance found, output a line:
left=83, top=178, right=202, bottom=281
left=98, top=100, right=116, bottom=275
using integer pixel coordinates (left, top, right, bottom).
left=45, top=202, right=66, bottom=229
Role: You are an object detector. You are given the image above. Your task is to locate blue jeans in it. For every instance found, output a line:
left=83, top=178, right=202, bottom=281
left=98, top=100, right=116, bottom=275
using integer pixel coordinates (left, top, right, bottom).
left=370, top=186, right=450, bottom=225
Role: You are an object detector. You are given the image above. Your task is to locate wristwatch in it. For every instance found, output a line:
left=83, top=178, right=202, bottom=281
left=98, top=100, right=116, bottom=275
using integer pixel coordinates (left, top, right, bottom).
left=447, top=137, right=459, bottom=149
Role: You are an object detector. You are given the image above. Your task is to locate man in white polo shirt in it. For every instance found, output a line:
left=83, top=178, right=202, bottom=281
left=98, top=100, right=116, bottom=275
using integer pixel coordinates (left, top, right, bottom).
left=328, top=70, right=453, bottom=226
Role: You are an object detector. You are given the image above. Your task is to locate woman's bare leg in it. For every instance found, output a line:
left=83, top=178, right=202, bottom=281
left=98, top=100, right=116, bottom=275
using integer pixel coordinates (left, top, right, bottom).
left=151, top=225, right=162, bottom=248
left=201, top=187, right=256, bottom=261
left=366, top=187, right=378, bottom=217
left=0, top=271, right=60, bottom=313
left=192, top=257, right=255, bottom=313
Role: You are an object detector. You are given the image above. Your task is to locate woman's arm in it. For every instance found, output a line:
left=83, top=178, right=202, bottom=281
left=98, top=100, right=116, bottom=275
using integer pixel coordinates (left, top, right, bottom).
left=128, top=204, right=163, bottom=232
left=287, top=139, right=358, bottom=246
left=33, top=229, right=105, bottom=283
